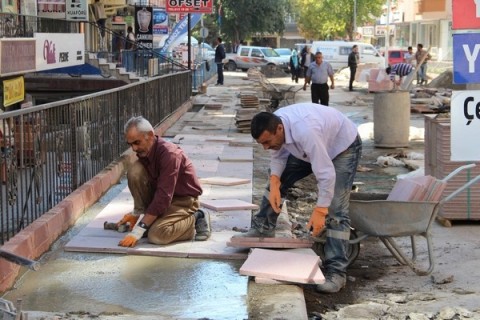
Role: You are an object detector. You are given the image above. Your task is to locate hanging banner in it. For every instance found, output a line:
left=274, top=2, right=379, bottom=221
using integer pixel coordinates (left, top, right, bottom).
left=160, top=13, right=202, bottom=53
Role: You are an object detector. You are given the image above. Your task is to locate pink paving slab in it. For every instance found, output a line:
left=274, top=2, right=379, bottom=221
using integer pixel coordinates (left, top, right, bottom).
left=227, top=236, right=314, bottom=249
left=200, top=199, right=259, bottom=211
left=199, top=176, right=251, bottom=186
left=63, top=187, right=250, bottom=259
left=387, top=178, right=425, bottom=201
left=240, top=248, right=324, bottom=284
left=255, top=267, right=324, bottom=285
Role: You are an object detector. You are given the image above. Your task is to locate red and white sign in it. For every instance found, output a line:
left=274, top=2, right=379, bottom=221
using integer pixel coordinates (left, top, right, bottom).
left=452, top=0, right=480, bottom=30
left=166, top=0, right=212, bottom=13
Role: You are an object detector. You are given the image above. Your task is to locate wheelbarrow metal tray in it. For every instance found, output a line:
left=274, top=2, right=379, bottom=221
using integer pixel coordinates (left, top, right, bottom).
left=349, top=200, right=439, bottom=237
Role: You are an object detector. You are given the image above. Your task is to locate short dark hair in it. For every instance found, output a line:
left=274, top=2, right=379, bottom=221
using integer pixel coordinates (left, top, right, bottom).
left=385, top=66, right=392, bottom=74
left=408, top=46, right=412, bottom=50
left=417, top=43, right=423, bottom=49
left=217, top=37, right=222, bottom=43
left=352, top=45, right=357, bottom=49
left=251, top=112, right=282, bottom=139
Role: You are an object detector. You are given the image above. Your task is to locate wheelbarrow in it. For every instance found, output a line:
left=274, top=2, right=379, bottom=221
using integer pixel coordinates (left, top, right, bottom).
left=313, top=164, right=480, bottom=275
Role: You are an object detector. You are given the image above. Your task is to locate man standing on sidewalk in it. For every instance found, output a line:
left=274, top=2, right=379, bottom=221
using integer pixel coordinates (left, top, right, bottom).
left=303, top=52, right=335, bottom=106
left=415, top=43, right=431, bottom=85
left=214, top=37, right=226, bottom=86
left=116, top=116, right=211, bottom=248
left=236, top=103, right=362, bottom=293
left=348, top=45, right=359, bottom=91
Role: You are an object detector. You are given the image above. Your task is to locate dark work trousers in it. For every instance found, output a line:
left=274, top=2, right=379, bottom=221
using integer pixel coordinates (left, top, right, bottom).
left=349, top=66, right=356, bottom=91
left=216, top=63, right=224, bottom=85
left=311, top=83, right=329, bottom=106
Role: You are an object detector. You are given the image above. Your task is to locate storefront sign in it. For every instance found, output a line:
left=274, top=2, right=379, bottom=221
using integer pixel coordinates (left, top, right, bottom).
left=3, top=76, right=25, bottom=107
left=451, top=90, right=480, bottom=160
left=35, top=33, right=85, bottom=71
left=166, top=0, right=213, bottom=13
left=452, top=0, right=480, bottom=30
left=0, top=40, right=36, bottom=76
left=66, top=0, right=88, bottom=21
left=453, top=33, right=480, bottom=84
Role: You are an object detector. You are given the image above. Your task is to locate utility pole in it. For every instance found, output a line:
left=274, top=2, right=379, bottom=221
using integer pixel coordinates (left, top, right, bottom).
left=385, top=0, right=391, bottom=67
left=353, top=0, right=357, bottom=40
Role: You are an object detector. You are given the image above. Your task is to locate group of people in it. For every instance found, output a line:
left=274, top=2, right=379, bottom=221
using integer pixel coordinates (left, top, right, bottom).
left=119, top=101, right=361, bottom=294
left=115, top=40, right=434, bottom=296
left=386, top=43, right=431, bottom=86
left=289, top=42, right=431, bottom=99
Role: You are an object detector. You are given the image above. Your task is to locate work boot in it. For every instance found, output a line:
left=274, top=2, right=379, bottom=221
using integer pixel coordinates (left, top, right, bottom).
left=194, top=209, right=211, bottom=241
left=232, top=227, right=275, bottom=238
left=316, top=273, right=346, bottom=293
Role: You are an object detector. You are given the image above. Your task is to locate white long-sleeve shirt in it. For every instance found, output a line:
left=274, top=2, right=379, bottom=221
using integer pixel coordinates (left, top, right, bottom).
left=271, top=103, right=358, bottom=207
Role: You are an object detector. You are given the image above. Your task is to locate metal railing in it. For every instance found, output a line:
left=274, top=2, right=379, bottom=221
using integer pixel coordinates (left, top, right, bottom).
left=0, top=12, right=79, bottom=37
left=0, top=71, right=192, bottom=245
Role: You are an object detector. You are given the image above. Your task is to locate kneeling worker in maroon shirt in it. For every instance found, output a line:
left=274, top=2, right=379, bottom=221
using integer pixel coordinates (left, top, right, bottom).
left=117, top=116, right=210, bottom=247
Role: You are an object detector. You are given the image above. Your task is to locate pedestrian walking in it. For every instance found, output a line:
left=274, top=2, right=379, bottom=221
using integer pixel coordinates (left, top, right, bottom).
left=290, top=48, right=301, bottom=83
left=303, top=52, right=335, bottom=106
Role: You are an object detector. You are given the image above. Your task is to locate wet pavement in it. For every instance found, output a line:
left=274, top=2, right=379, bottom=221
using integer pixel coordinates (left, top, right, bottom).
left=5, top=67, right=475, bottom=320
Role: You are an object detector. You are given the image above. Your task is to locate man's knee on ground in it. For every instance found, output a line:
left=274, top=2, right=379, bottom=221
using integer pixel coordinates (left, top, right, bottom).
left=127, top=161, right=146, bottom=184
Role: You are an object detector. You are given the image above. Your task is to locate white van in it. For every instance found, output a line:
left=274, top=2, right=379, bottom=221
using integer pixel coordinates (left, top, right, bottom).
left=310, top=41, right=385, bottom=71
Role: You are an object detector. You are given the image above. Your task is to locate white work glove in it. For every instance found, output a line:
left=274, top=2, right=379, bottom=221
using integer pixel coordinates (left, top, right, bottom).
left=118, top=223, right=147, bottom=247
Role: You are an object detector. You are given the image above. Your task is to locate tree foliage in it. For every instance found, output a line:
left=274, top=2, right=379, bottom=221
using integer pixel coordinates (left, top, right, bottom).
left=214, top=0, right=292, bottom=44
left=292, top=0, right=383, bottom=41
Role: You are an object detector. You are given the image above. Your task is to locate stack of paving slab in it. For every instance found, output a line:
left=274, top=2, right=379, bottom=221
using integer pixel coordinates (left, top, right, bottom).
left=240, top=248, right=325, bottom=285
left=235, top=93, right=261, bottom=133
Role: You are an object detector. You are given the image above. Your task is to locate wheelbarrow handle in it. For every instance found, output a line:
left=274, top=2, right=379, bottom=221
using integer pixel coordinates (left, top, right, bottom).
left=441, top=163, right=476, bottom=182
left=441, top=174, right=480, bottom=205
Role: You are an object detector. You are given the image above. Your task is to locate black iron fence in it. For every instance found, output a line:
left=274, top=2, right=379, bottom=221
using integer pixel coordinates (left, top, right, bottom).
left=0, top=12, right=79, bottom=37
left=0, top=71, right=192, bottom=244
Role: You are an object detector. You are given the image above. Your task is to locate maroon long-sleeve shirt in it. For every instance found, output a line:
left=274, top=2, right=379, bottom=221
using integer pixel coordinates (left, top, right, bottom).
left=138, top=137, right=203, bottom=217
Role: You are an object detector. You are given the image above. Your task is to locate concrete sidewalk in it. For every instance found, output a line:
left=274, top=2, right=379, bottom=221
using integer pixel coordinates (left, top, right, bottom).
left=1, top=70, right=316, bottom=319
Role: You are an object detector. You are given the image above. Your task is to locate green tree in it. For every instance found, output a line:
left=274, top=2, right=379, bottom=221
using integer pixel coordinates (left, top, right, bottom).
left=293, top=0, right=383, bottom=40
left=215, top=0, right=292, bottom=45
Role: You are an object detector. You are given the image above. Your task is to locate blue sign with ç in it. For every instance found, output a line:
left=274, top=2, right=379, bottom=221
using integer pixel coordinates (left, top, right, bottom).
left=453, top=33, right=480, bottom=84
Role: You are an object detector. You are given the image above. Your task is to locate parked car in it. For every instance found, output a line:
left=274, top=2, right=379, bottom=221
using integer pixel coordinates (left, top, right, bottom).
left=195, top=42, right=215, bottom=60
left=295, top=43, right=312, bottom=54
left=274, top=48, right=292, bottom=63
left=382, top=48, right=409, bottom=66
left=224, top=45, right=289, bottom=71
left=310, top=41, right=385, bottom=70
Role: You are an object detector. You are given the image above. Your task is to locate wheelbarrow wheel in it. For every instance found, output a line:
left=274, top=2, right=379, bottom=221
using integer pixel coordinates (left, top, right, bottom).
left=312, top=228, right=360, bottom=267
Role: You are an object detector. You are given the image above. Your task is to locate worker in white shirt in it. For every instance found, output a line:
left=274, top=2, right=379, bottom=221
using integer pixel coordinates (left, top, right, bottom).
left=236, top=103, right=362, bottom=293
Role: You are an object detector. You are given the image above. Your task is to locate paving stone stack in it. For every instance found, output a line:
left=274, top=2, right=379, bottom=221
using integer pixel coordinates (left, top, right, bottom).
left=235, top=94, right=261, bottom=133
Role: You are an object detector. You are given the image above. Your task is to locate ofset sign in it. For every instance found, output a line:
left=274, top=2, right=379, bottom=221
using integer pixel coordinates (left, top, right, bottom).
left=166, top=0, right=213, bottom=13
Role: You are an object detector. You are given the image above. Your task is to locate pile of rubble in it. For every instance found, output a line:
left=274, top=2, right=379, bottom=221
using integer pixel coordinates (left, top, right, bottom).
left=410, top=87, right=451, bottom=114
